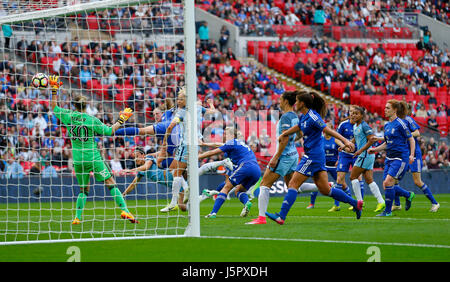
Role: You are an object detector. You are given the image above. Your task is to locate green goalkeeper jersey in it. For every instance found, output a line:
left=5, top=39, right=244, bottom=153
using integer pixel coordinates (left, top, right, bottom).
left=53, top=106, right=112, bottom=164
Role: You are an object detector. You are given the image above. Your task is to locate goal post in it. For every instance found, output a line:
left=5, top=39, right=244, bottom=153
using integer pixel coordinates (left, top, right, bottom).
left=0, top=0, right=200, bottom=245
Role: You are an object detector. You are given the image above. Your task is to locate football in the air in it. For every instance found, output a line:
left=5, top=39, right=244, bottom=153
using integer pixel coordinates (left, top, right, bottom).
left=31, top=73, right=49, bottom=89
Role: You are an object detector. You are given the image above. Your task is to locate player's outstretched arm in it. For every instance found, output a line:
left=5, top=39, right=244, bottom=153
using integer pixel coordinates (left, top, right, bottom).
left=49, top=75, right=63, bottom=110
left=278, top=124, right=300, bottom=141
left=123, top=175, right=143, bottom=196
left=323, top=126, right=355, bottom=153
left=198, top=148, right=223, bottom=160
left=111, top=108, right=133, bottom=134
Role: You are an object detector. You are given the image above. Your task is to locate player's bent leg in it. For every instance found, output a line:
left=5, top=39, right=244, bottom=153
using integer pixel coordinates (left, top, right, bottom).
left=206, top=179, right=234, bottom=218
left=247, top=169, right=280, bottom=224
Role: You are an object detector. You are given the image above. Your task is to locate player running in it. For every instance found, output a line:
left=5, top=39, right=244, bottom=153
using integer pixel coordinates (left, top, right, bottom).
left=199, top=127, right=261, bottom=219
left=307, top=122, right=340, bottom=209
left=385, top=102, right=440, bottom=212
left=368, top=100, right=416, bottom=217
left=48, top=75, right=137, bottom=224
left=348, top=106, right=385, bottom=212
left=265, top=91, right=363, bottom=225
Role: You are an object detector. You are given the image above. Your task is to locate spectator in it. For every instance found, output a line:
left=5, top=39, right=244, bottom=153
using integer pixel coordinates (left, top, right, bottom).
left=219, top=25, right=230, bottom=52
left=198, top=21, right=210, bottom=49
left=4, top=156, right=24, bottom=179
left=110, top=156, right=123, bottom=173
left=2, top=24, right=12, bottom=50
left=42, top=160, right=57, bottom=178
left=427, top=113, right=438, bottom=130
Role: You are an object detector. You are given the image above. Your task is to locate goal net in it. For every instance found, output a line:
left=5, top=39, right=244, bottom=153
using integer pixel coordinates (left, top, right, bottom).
left=0, top=0, right=199, bottom=244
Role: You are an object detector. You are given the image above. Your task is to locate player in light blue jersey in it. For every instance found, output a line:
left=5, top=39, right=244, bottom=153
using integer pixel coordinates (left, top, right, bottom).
left=159, top=89, right=216, bottom=212
left=347, top=106, right=385, bottom=212
left=265, top=91, right=363, bottom=225
left=199, top=127, right=261, bottom=218
left=247, top=91, right=300, bottom=224
left=392, top=102, right=439, bottom=212
left=369, top=100, right=416, bottom=217
left=121, top=148, right=178, bottom=201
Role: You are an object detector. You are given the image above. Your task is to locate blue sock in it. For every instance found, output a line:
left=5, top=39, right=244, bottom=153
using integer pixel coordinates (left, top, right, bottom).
left=334, top=184, right=343, bottom=206
left=384, top=186, right=395, bottom=213
left=114, top=127, right=140, bottom=136
left=343, top=187, right=352, bottom=197
left=211, top=193, right=227, bottom=214
left=215, top=182, right=225, bottom=192
left=253, top=187, right=260, bottom=198
left=237, top=192, right=249, bottom=205
left=279, top=188, right=298, bottom=220
left=329, top=187, right=357, bottom=208
left=394, top=185, right=411, bottom=199
left=310, top=192, right=318, bottom=205
left=394, top=195, right=401, bottom=206
left=360, top=181, right=365, bottom=199
left=419, top=184, right=437, bottom=205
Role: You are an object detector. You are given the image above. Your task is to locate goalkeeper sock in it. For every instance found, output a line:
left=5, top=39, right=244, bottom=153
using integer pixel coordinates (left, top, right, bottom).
left=115, top=127, right=140, bottom=136
left=109, top=186, right=130, bottom=213
left=75, top=192, right=88, bottom=220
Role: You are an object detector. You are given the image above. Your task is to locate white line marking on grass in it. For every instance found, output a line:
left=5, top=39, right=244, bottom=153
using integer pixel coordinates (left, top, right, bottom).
left=202, top=235, right=450, bottom=249
left=212, top=215, right=450, bottom=222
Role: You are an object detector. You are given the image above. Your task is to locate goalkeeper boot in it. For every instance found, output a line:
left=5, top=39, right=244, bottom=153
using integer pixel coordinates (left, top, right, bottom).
left=405, top=192, right=415, bottom=211
left=391, top=204, right=402, bottom=211
left=245, top=216, right=267, bottom=225
left=374, top=202, right=386, bottom=212
left=328, top=205, right=341, bottom=212
left=240, top=201, right=253, bottom=217
left=121, top=211, right=139, bottom=224
left=72, top=217, right=81, bottom=225
left=205, top=213, right=217, bottom=219
left=265, top=212, right=285, bottom=225
left=160, top=203, right=178, bottom=212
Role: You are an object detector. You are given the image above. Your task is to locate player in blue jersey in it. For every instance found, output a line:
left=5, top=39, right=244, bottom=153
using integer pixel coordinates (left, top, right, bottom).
left=198, top=127, right=261, bottom=218
left=307, top=122, right=339, bottom=209
left=246, top=91, right=320, bottom=224
left=122, top=147, right=233, bottom=211
left=114, top=98, right=178, bottom=169
left=368, top=100, right=416, bottom=217
left=348, top=106, right=385, bottom=212
left=159, top=89, right=216, bottom=212
left=329, top=114, right=365, bottom=212
left=391, top=102, right=439, bottom=212
left=265, top=91, right=363, bottom=225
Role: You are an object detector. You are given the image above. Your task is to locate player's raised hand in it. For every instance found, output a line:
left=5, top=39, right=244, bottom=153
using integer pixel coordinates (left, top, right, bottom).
left=117, top=108, right=133, bottom=124
left=49, top=75, right=63, bottom=89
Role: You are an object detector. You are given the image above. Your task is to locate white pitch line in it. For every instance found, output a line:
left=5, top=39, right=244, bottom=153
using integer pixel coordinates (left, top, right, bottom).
left=202, top=235, right=450, bottom=249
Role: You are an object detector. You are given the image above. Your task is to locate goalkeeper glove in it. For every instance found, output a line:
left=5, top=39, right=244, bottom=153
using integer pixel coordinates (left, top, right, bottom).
left=117, top=108, right=133, bottom=124
left=49, top=75, right=63, bottom=90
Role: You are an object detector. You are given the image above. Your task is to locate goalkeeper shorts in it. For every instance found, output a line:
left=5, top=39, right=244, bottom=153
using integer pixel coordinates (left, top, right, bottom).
left=74, top=160, right=112, bottom=188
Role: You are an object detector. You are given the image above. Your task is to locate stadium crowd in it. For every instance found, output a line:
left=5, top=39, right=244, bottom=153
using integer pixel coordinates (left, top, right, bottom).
left=197, top=0, right=449, bottom=31
left=1, top=34, right=449, bottom=180
left=0, top=0, right=449, bottom=180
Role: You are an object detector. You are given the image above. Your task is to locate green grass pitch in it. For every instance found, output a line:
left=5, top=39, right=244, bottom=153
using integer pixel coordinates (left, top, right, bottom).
left=0, top=194, right=449, bottom=262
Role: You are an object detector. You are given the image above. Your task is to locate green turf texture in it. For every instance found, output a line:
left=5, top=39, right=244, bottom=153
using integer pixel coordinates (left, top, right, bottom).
left=0, top=194, right=449, bottom=262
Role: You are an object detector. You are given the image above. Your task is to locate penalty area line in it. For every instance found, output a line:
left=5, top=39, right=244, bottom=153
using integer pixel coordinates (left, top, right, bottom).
left=201, top=235, right=450, bottom=249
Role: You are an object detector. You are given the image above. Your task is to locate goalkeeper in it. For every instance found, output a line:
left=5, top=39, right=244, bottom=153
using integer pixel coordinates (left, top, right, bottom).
left=49, top=75, right=138, bottom=224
